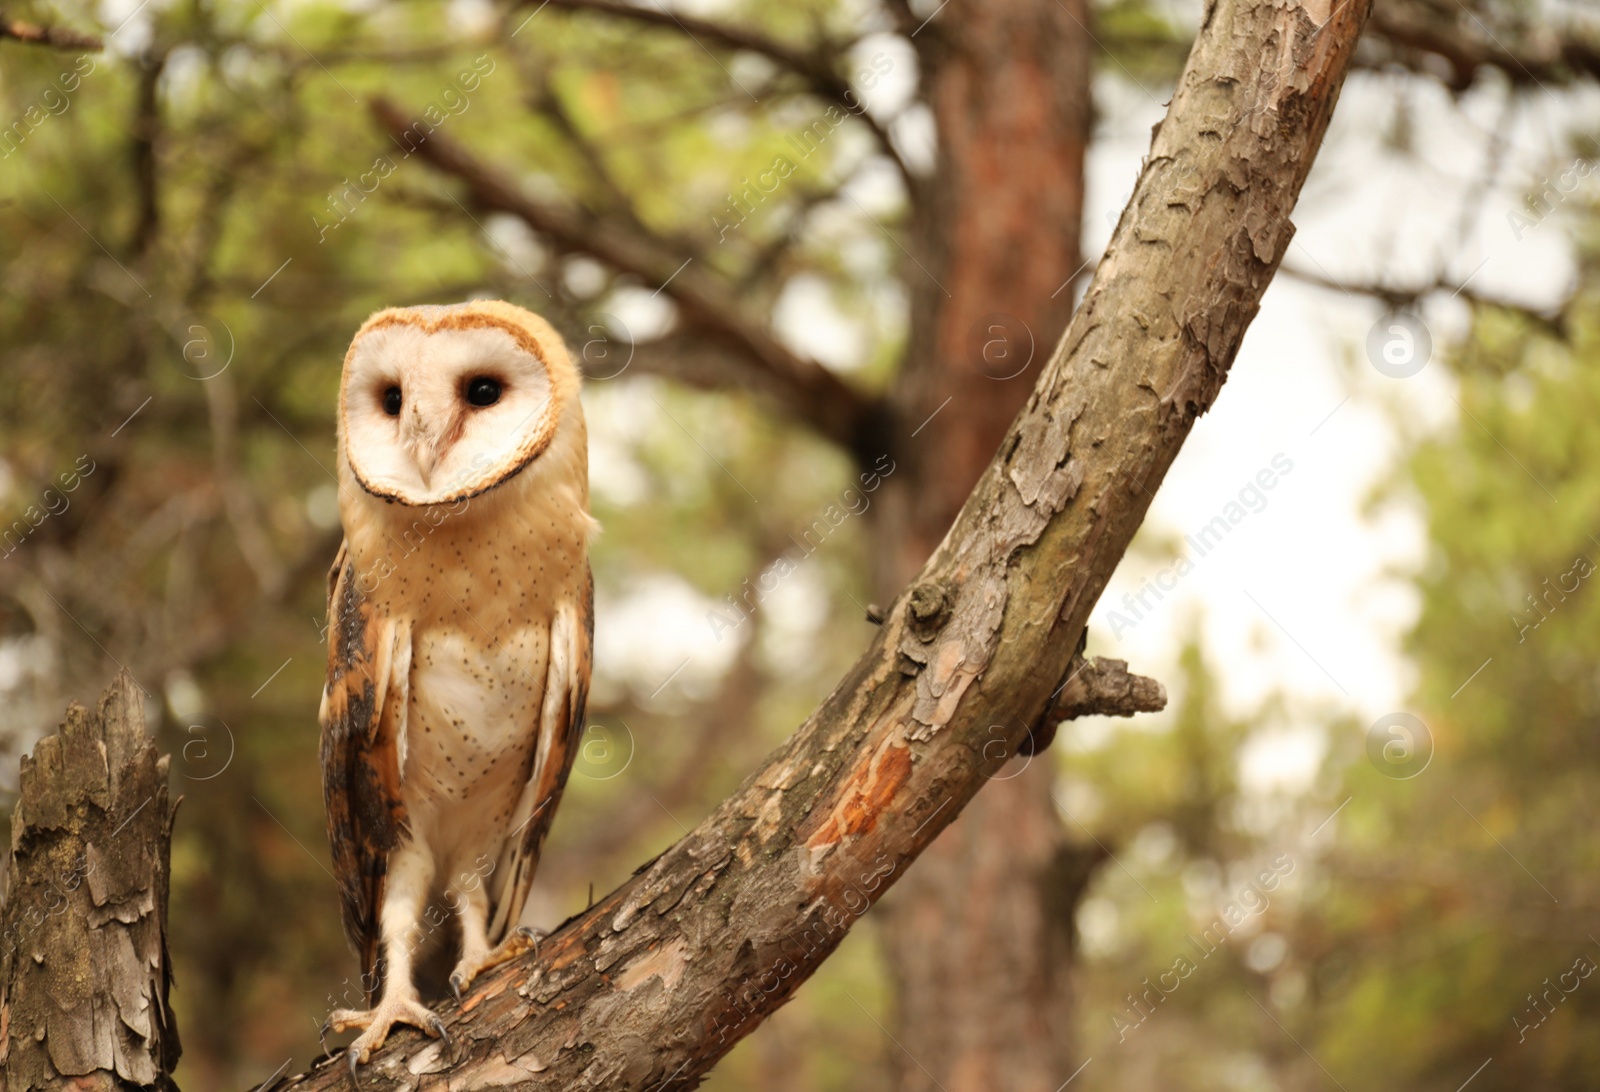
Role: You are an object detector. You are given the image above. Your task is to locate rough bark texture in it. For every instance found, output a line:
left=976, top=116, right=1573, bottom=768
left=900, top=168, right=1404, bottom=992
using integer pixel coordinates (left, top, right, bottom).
left=247, top=0, right=1371, bottom=1086
left=0, top=671, right=179, bottom=1091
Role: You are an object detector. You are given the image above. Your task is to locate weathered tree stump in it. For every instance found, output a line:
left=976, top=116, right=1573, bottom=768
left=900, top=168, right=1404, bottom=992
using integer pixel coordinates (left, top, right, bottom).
left=0, top=671, right=180, bottom=1091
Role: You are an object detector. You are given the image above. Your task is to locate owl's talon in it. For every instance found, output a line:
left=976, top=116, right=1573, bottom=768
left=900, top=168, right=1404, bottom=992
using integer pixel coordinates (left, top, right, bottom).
left=345, top=1045, right=363, bottom=1088
left=448, top=924, right=547, bottom=1000
left=319, top=1021, right=335, bottom=1062
left=327, top=992, right=442, bottom=1077
left=449, top=972, right=464, bottom=1004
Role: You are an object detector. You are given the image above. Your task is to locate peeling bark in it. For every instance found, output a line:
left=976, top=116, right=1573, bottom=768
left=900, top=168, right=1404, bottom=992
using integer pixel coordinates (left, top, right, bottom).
left=0, top=671, right=179, bottom=1092
left=264, top=1, right=1371, bottom=1087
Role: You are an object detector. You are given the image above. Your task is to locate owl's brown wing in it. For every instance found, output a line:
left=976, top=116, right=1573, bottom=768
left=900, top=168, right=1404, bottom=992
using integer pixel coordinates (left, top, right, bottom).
left=319, top=541, right=411, bottom=1000
left=487, top=566, right=594, bottom=943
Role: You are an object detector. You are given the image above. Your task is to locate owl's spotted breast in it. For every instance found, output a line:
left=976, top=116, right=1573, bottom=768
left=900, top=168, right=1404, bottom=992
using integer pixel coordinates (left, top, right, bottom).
left=402, top=625, right=548, bottom=857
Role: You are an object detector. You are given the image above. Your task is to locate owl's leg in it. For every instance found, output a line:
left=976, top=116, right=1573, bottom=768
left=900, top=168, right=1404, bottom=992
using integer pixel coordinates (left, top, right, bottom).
left=326, top=846, right=448, bottom=1074
left=447, top=884, right=544, bottom=1000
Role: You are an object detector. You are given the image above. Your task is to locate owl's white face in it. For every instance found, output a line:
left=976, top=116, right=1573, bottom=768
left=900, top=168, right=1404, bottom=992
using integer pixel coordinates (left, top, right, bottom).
left=341, top=319, right=559, bottom=507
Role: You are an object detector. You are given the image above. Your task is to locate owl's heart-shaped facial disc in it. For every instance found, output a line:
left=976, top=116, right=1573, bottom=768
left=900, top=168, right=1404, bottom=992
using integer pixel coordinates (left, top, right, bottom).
left=340, top=306, right=568, bottom=507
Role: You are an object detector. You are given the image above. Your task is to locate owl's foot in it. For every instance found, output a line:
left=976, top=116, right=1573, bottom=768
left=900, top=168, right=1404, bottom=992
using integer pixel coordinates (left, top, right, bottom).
left=448, top=925, right=548, bottom=1001
left=324, top=994, right=449, bottom=1082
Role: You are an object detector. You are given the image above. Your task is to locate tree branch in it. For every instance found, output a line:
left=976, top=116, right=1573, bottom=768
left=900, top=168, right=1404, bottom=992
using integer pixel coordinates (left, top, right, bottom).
left=1054, top=655, right=1167, bottom=720
left=2, top=0, right=1373, bottom=1085
left=1366, top=5, right=1600, bottom=91
left=0, top=11, right=102, bottom=50
left=128, top=50, right=167, bottom=259
left=260, top=2, right=1363, bottom=1086
left=539, top=0, right=842, bottom=75
left=1281, top=264, right=1572, bottom=340
left=528, top=71, right=658, bottom=243
left=527, top=0, right=912, bottom=185
left=370, top=96, right=885, bottom=460
left=1019, top=655, right=1168, bottom=756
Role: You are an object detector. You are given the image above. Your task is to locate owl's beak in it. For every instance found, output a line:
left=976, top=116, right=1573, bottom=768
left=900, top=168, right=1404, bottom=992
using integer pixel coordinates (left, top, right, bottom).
left=413, top=443, right=439, bottom=488
left=403, top=411, right=440, bottom=488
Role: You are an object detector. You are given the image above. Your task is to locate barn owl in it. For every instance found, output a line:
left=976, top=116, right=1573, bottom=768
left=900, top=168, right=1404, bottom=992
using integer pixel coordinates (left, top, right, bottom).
left=319, top=300, right=594, bottom=1075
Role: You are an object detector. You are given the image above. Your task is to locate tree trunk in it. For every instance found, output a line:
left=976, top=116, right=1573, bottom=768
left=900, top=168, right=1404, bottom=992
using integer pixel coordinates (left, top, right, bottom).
left=880, top=760, right=1100, bottom=1090
left=876, top=0, right=1092, bottom=598
left=0, top=671, right=180, bottom=1091
left=874, top=0, right=1096, bottom=1085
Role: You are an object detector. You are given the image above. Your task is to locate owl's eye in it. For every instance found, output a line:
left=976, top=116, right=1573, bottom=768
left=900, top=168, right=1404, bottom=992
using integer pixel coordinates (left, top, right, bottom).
left=465, top=376, right=502, bottom=407
left=382, top=386, right=403, bottom=417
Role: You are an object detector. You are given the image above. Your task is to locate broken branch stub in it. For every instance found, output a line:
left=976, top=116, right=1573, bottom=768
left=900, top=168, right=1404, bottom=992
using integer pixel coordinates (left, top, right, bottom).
left=1019, top=656, right=1169, bottom=756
